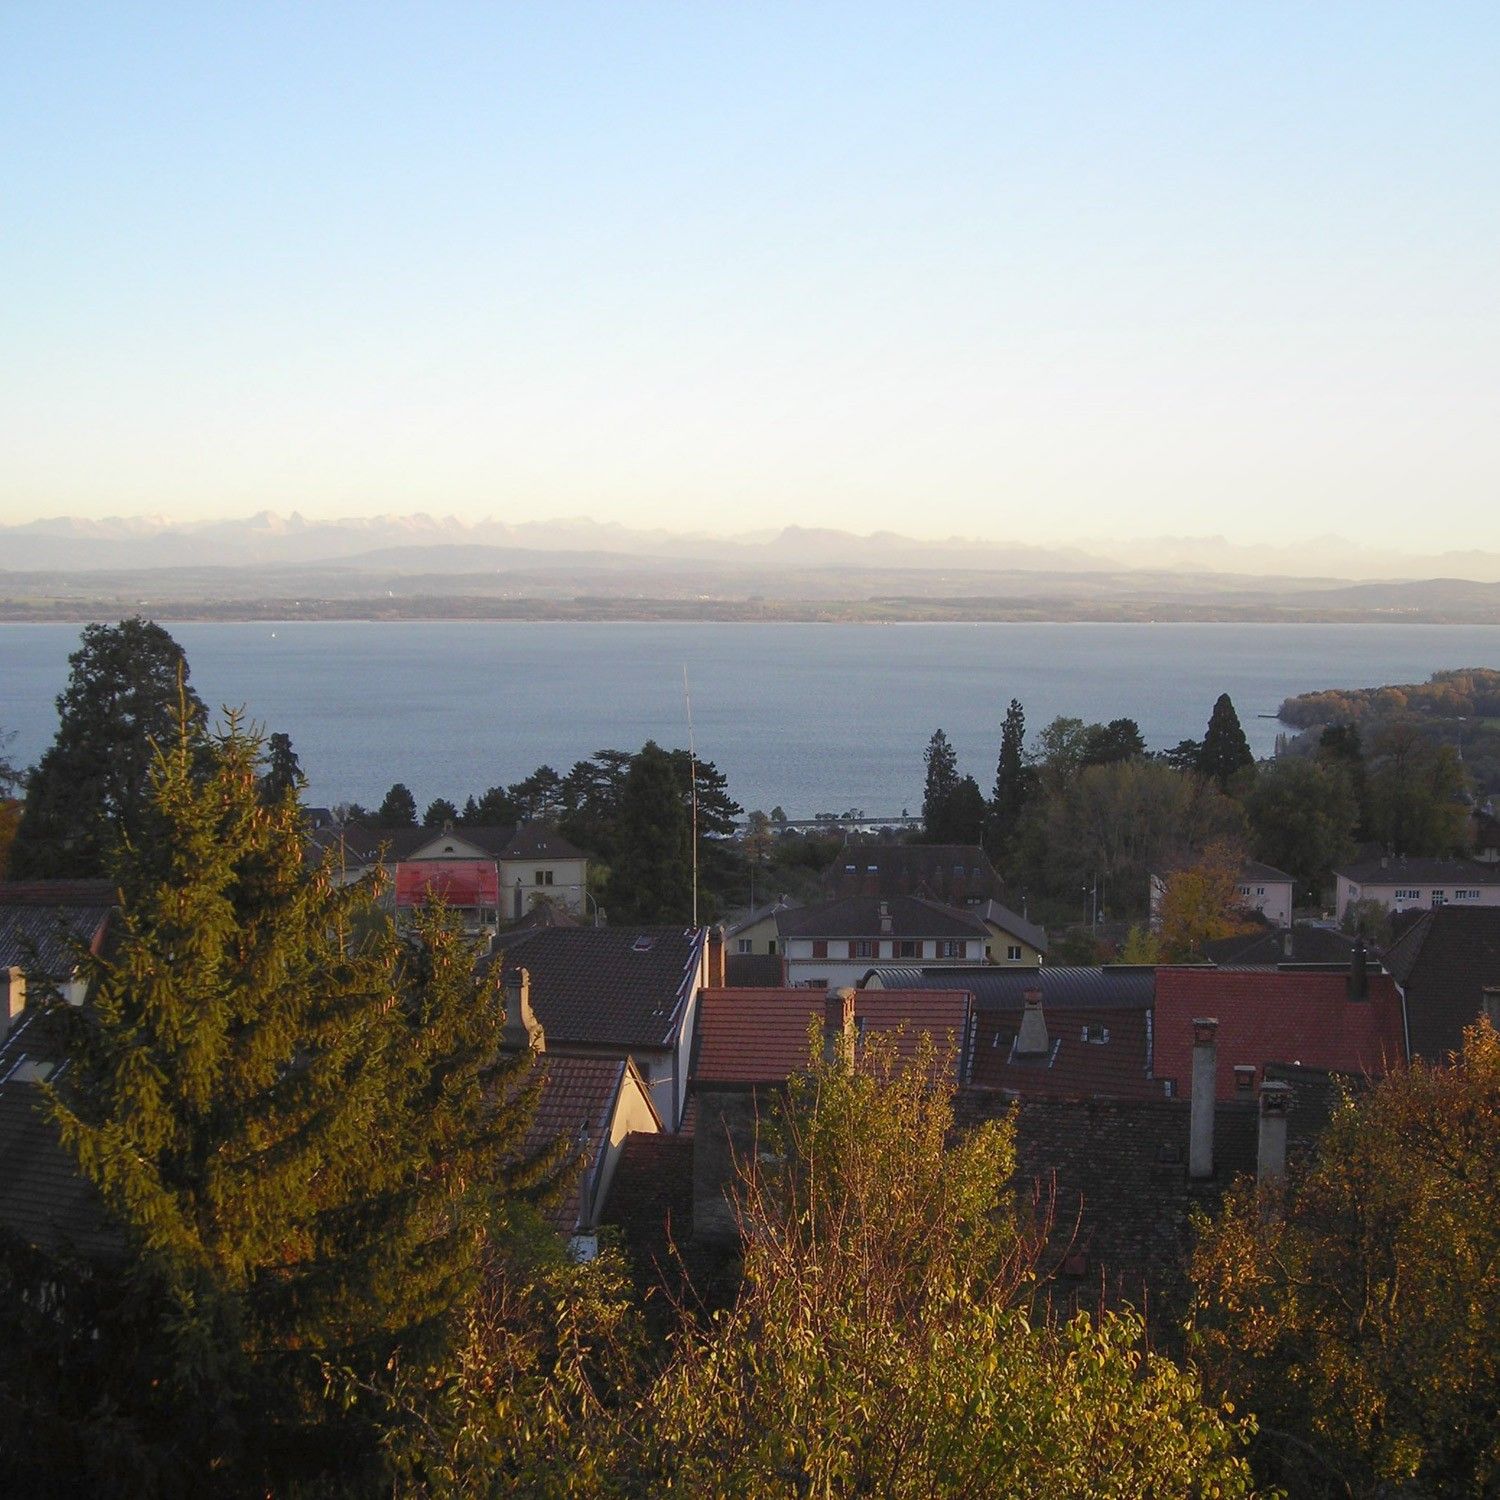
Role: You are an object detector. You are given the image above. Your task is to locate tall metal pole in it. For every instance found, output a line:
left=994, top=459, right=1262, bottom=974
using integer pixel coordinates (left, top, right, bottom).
left=684, top=665, right=699, bottom=927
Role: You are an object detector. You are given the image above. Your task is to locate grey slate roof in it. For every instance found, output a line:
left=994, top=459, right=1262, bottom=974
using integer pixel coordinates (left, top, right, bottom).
left=821, top=843, right=1004, bottom=903
left=1382, top=906, right=1500, bottom=1060
left=974, top=900, right=1048, bottom=954
left=1203, top=922, right=1360, bottom=967
left=308, top=821, right=584, bottom=866
left=1336, top=855, right=1500, bottom=885
left=0, top=883, right=114, bottom=980
left=776, top=895, right=987, bottom=941
left=864, top=964, right=1157, bottom=1012
left=1237, top=861, right=1295, bottom=884
left=495, top=925, right=706, bottom=1050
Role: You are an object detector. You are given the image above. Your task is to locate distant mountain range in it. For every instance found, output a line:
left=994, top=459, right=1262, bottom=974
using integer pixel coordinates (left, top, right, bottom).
left=4, top=510, right=1500, bottom=583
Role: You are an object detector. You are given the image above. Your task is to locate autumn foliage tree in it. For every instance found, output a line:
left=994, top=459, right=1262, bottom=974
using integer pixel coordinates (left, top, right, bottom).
left=1156, top=838, right=1255, bottom=960
left=1189, top=1020, right=1500, bottom=1497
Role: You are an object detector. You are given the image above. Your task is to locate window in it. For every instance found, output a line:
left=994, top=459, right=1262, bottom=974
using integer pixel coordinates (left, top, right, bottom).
left=991, top=1027, right=1016, bottom=1050
left=812, top=940, right=828, bottom=959
left=938, top=940, right=963, bottom=958
left=850, top=939, right=875, bottom=959
left=1256, top=886, right=1266, bottom=896
left=1238, top=885, right=1250, bottom=897
left=1006, top=945, right=1022, bottom=961
left=534, top=869, right=554, bottom=886
left=767, top=940, right=777, bottom=955
left=1394, top=888, right=1421, bottom=900
left=896, top=940, right=918, bottom=959
left=1432, top=890, right=1447, bottom=907
left=736, top=938, right=752, bottom=954
left=1080, top=1024, right=1109, bottom=1044
left=844, top=864, right=856, bottom=876
left=1455, top=888, right=1481, bottom=901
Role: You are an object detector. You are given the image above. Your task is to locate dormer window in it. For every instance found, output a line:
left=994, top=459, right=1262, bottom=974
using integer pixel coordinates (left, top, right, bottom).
left=1080, top=1024, right=1109, bottom=1044
left=632, top=935, right=655, bottom=953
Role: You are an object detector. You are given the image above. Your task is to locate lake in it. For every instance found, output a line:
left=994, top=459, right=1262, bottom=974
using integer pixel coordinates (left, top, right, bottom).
left=2, top=621, right=1497, bottom=818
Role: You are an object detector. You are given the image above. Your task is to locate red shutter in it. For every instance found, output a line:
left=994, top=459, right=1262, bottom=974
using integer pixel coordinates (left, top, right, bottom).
left=813, top=939, right=827, bottom=959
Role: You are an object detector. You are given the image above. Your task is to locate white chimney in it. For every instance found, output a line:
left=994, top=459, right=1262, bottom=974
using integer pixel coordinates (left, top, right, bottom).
left=1257, top=1080, right=1293, bottom=1190
left=1189, top=1018, right=1218, bottom=1180
left=824, top=986, right=857, bottom=1064
left=503, top=967, right=545, bottom=1052
left=1015, top=989, right=1049, bottom=1057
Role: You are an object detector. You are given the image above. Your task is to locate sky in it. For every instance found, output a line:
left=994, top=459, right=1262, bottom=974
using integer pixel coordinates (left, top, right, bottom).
left=2, top=3, right=1497, bottom=546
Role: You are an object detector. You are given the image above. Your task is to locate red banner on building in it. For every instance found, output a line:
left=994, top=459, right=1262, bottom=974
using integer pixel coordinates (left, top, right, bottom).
left=395, top=860, right=499, bottom=908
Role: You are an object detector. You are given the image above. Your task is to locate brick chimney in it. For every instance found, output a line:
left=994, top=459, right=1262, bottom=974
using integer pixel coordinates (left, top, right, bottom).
left=706, top=925, right=726, bottom=989
left=1257, top=1080, right=1293, bottom=1191
left=503, top=967, right=545, bottom=1053
left=1015, top=989, right=1049, bottom=1057
left=1481, top=986, right=1500, bottom=1030
left=1189, top=1018, right=1219, bottom=1179
left=1233, top=1063, right=1256, bottom=1095
left=824, top=986, right=857, bottom=1065
left=0, top=967, right=25, bottom=1042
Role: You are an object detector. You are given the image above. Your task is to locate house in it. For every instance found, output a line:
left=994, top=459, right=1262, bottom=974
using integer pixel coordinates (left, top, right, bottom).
left=1333, top=855, right=1500, bottom=922
left=493, top=925, right=718, bottom=1130
left=775, top=895, right=990, bottom=988
left=308, top=821, right=591, bottom=928
left=974, top=899, right=1048, bottom=964
left=0, top=880, right=116, bottom=1008
left=1149, top=860, right=1295, bottom=929
left=689, top=985, right=973, bottom=1242
left=865, top=964, right=1158, bottom=1099
left=520, top=1046, right=661, bottom=1258
left=1382, top=906, right=1500, bottom=1061
left=1153, top=961, right=1407, bottom=1101
left=821, top=843, right=1004, bottom=905
left=725, top=895, right=798, bottom=957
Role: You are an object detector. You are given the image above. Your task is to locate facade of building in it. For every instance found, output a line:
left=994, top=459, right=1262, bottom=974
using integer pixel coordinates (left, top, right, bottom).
left=775, top=896, right=989, bottom=988
left=1149, top=861, right=1295, bottom=929
left=1333, top=856, right=1500, bottom=922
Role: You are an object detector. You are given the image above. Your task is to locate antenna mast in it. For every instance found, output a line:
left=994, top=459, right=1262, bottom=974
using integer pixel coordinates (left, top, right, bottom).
left=683, top=665, right=699, bottom=926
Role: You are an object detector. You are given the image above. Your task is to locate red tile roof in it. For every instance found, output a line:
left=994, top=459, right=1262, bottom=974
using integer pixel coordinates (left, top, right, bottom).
left=1154, top=967, right=1407, bottom=1100
left=691, top=987, right=972, bottom=1087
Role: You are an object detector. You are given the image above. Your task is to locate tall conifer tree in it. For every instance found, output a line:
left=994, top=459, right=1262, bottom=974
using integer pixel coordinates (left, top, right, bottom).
left=1197, top=694, right=1254, bottom=789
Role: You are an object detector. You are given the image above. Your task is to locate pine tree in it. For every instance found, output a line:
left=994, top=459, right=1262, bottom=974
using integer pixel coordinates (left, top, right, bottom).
left=607, top=740, right=692, bottom=923
left=1197, top=694, right=1254, bottom=789
left=259, top=730, right=304, bottom=806
left=989, top=700, right=1034, bottom=854
left=377, top=781, right=419, bottom=826
left=10, top=618, right=205, bottom=877
left=921, top=730, right=960, bottom=840
left=33, top=716, right=570, bottom=1490
left=423, top=797, right=460, bottom=826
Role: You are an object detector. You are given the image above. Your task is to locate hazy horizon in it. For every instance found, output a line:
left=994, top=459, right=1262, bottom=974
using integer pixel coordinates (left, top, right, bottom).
left=4, top=6, right=1497, bottom=546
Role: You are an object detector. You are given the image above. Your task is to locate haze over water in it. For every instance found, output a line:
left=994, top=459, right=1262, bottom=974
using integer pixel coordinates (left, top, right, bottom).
left=4, top=621, right=1496, bottom=819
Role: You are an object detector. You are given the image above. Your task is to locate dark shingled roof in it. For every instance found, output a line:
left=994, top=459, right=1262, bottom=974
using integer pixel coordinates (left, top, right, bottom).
left=495, top=925, right=706, bottom=1049
left=821, top=843, right=1003, bottom=904
left=776, top=895, right=987, bottom=941
left=1203, top=922, right=1361, bottom=967
left=1382, top=906, right=1500, bottom=1061
left=0, top=883, right=114, bottom=979
left=0, top=1008, right=123, bottom=1263
left=307, top=821, right=584, bottom=866
left=974, top=900, right=1048, bottom=954
left=1336, top=854, right=1500, bottom=886
left=865, top=965, right=1157, bottom=1012
left=1237, top=860, right=1295, bottom=884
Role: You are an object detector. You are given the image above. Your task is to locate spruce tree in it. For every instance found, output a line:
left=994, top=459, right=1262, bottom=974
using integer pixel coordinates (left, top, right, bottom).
left=989, top=700, right=1034, bottom=854
left=37, top=715, right=570, bottom=1490
left=607, top=740, right=692, bottom=922
left=1197, top=694, right=1254, bottom=789
left=258, top=730, right=304, bottom=806
left=10, top=618, right=205, bottom=877
left=377, top=781, right=419, bottom=826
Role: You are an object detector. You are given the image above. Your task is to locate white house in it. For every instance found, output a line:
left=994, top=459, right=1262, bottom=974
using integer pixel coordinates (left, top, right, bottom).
left=1149, top=861, right=1295, bottom=930
left=1333, top=856, right=1500, bottom=923
left=775, top=895, right=989, bottom=989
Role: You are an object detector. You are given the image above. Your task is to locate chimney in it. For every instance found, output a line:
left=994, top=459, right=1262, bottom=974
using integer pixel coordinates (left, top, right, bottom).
left=824, top=986, right=857, bottom=1065
left=1233, top=1063, right=1256, bottom=1095
left=707, top=925, right=726, bottom=989
left=503, top=967, right=545, bottom=1052
left=878, top=900, right=892, bottom=935
left=1257, top=1080, right=1293, bottom=1191
left=1282, top=929, right=1294, bottom=960
left=1189, top=1018, right=1218, bottom=1179
left=1015, top=989, right=1049, bottom=1057
left=0, top=968, right=25, bottom=1041
left=1348, top=941, right=1368, bottom=1001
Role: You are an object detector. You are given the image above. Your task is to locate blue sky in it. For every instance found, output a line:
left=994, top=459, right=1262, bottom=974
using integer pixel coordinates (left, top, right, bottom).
left=2, top=3, right=1496, bottom=543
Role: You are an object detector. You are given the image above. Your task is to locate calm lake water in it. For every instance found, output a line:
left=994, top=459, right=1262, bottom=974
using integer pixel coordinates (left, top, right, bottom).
left=2, top=621, right=1497, bottom=818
